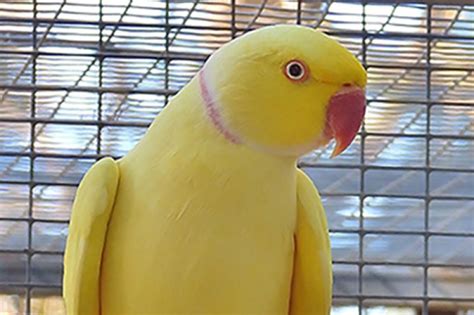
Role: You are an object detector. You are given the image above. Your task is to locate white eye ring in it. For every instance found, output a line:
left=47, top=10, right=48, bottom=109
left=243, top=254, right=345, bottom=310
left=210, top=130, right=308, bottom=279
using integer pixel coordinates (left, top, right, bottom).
left=284, top=60, right=308, bottom=82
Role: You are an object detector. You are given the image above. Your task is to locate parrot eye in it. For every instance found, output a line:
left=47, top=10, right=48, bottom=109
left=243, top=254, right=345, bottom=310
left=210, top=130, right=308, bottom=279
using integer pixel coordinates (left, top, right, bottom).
left=284, top=60, right=308, bottom=82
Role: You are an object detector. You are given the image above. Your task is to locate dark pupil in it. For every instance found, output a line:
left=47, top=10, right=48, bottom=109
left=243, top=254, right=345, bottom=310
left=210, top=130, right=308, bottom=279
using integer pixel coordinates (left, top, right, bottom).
left=289, top=63, right=302, bottom=77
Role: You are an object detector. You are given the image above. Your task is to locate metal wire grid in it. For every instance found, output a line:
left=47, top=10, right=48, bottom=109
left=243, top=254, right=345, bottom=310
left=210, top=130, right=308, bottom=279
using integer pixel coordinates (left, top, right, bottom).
left=0, top=0, right=473, bottom=314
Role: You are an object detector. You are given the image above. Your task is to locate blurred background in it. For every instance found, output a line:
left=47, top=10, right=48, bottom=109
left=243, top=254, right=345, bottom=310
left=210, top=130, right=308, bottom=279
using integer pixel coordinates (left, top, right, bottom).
left=0, top=0, right=473, bottom=314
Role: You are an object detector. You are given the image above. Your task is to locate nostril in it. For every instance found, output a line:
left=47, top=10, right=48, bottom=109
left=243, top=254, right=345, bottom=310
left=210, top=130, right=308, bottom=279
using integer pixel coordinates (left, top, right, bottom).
left=343, top=83, right=351, bottom=87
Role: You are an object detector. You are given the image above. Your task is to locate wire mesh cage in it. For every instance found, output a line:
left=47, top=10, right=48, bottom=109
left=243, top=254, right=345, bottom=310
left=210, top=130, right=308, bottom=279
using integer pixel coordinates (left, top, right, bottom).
left=0, top=0, right=473, bottom=314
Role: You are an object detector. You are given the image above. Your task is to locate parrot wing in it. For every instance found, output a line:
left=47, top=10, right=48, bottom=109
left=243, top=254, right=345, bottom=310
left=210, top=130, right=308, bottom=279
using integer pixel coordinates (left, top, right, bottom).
left=290, top=169, right=333, bottom=315
left=63, top=157, right=120, bottom=315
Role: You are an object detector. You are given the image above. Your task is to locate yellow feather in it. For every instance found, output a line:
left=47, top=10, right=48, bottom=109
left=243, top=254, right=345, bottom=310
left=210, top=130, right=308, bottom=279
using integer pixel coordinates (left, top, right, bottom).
left=63, top=158, right=119, bottom=315
left=100, top=77, right=298, bottom=314
left=290, top=170, right=332, bottom=315
left=63, top=25, right=365, bottom=315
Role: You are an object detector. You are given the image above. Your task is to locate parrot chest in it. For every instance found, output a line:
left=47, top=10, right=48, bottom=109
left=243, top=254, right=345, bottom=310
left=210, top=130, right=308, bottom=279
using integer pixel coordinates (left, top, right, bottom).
left=101, top=157, right=297, bottom=314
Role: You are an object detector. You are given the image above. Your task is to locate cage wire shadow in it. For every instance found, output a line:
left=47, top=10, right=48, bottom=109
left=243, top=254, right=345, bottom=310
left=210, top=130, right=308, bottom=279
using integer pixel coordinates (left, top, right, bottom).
left=0, top=0, right=473, bottom=314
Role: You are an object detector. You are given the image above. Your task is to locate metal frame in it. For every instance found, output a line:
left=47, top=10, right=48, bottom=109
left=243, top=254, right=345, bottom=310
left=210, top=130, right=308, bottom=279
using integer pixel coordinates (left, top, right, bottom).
left=0, top=1, right=473, bottom=314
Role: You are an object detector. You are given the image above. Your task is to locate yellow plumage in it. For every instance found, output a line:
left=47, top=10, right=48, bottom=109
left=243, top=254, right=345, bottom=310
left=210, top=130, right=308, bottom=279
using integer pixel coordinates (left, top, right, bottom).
left=63, top=25, right=366, bottom=315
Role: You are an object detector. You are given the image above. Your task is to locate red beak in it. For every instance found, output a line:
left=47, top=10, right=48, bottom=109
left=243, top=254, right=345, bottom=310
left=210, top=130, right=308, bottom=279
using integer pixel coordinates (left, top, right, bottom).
left=324, top=85, right=366, bottom=158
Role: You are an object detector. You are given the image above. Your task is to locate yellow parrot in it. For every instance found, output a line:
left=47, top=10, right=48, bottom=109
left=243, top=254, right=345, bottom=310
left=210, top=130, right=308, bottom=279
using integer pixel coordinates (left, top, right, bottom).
left=63, top=25, right=366, bottom=315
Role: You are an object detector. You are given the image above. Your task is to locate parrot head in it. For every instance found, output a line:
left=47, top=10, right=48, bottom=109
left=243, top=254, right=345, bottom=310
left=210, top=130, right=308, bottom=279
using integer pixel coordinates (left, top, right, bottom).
left=199, top=25, right=366, bottom=158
